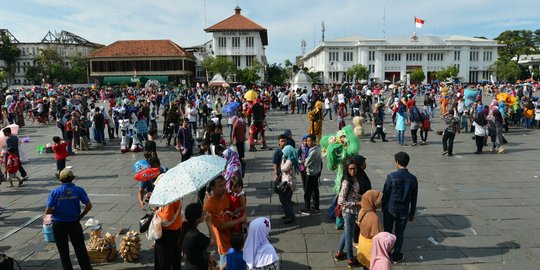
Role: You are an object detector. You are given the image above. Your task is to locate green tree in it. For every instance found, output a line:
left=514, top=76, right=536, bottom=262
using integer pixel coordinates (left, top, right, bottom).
left=409, top=67, right=426, bottom=84
left=266, top=63, right=287, bottom=85
left=495, top=30, right=536, bottom=62
left=32, top=46, right=67, bottom=84
left=346, top=64, right=369, bottom=82
left=237, top=59, right=263, bottom=84
left=65, top=53, right=89, bottom=83
left=436, top=65, right=459, bottom=81
left=202, top=56, right=237, bottom=80
left=489, top=60, right=521, bottom=82
left=0, top=35, right=21, bottom=85
left=25, top=65, right=43, bottom=85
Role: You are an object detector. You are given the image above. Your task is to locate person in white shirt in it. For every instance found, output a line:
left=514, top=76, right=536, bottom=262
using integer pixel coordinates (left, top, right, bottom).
left=282, top=92, right=291, bottom=114
left=323, top=97, right=332, bottom=120
left=277, top=91, right=285, bottom=110
left=300, top=91, right=308, bottom=114
left=187, top=103, right=198, bottom=136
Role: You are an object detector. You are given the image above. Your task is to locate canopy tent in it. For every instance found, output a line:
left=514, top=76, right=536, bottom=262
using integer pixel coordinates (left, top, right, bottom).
left=209, top=74, right=229, bottom=87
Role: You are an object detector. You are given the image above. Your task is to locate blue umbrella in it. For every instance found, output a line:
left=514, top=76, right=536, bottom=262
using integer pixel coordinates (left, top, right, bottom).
left=148, top=155, right=227, bottom=206
left=222, top=102, right=240, bottom=116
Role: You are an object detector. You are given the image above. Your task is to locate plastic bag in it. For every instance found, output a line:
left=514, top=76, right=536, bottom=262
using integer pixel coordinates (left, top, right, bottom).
left=146, top=214, right=162, bottom=241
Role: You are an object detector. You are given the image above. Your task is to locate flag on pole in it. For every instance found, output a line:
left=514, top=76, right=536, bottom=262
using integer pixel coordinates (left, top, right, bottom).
left=415, top=17, right=425, bottom=28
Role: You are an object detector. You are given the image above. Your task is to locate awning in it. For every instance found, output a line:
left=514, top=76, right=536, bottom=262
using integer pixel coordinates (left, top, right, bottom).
left=103, top=76, right=169, bottom=85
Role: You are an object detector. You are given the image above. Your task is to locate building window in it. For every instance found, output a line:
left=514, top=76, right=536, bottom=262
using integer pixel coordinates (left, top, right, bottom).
left=454, top=51, right=460, bottom=61
left=218, top=37, right=227, bottom=48
left=246, top=56, right=255, bottom=67
left=343, top=51, right=353, bottom=62
left=368, top=51, right=375, bottom=61
left=329, top=51, right=339, bottom=62
left=232, top=37, right=240, bottom=48
left=246, top=37, right=254, bottom=48
left=384, top=53, right=401, bottom=62
left=368, top=64, right=375, bottom=73
left=232, top=56, right=241, bottom=68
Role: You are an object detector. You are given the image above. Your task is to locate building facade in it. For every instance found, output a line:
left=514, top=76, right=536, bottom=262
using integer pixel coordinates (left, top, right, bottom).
left=89, top=40, right=195, bottom=85
left=203, top=6, right=268, bottom=82
left=0, top=29, right=101, bottom=86
left=302, top=35, right=500, bottom=84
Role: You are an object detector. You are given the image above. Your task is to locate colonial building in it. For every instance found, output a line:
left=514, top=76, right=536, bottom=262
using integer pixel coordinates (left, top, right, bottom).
left=202, top=5, right=268, bottom=81
left=89, top=40, right=195, bottom=85
left=302, top=35, right=500, bottom=84
left=0, top=29, right=101, bottom=85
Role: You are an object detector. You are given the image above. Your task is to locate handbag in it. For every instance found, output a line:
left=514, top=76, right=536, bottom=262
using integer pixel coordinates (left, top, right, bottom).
left=146, top=214, right=162, bottom=241
left=139, top=211, right=155, bottom=233
left=273, top=181, right=289, bottom=194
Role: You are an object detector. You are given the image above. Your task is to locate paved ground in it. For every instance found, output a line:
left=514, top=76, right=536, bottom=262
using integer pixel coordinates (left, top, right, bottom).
left=1, top=100, right=540, bottom=270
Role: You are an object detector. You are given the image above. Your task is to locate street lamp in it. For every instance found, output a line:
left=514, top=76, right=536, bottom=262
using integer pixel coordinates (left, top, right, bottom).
left=529, top=65, right=533, bottom=81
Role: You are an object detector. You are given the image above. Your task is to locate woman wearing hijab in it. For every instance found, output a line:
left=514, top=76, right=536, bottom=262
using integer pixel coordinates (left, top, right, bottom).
left=394, top=104, right=407, bottom=146
left=352, top=155, right=372, bottom=246
left=487, top=108, right=505, bottom=154
left=357, top=190, right=383, bottom=268
left=472, top=112, right=488, bottom=154
left=243, top=217, right=279, bottom=270
left=370, top=232, right=397, bottom=270
left=278, top=145, right=299, bottom=224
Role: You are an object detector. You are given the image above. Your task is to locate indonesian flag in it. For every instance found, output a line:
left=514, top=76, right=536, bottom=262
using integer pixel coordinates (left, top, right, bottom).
left=415, top=17, right=425, bottom=28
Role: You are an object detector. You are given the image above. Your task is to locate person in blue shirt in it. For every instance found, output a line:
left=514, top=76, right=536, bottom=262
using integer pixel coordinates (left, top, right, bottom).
left=177, top=118, right=194, bottom=162
left=45, top=168, right=92, bottom=270
left=381, top=151, right=418, bottom=264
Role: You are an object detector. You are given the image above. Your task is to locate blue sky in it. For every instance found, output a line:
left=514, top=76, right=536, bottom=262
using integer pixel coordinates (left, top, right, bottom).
left=1, top=0, right=538, bottom=63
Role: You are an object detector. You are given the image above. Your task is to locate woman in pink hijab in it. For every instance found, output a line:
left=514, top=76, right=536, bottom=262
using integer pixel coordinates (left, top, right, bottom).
left=370, top=232, right=396, bottom=270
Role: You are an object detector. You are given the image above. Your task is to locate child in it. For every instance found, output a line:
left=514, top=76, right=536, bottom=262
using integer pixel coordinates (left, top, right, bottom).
left=79, top=116, right=89, bottom=151
left=227, top=177, right=247, bottom=234
left=6, top=149, right=22, bottom=187
left=52, top=136, right=69, bottom=178
left=370, top=232, right=396, bottom=270
left=357, top=190, right=383, bottom=268
left=226, top=233, right=247, bottom=270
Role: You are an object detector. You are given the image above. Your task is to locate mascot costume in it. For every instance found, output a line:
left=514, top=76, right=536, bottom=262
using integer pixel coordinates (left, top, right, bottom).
left=116, top=99, right=143, bottom=153
left=321, top=125, right=360, bottom=228
left=440, top=85, right=450, bottom=115
left=308, top=101, right=324, bottom=141
left=463, top=86, right=479, bottom=108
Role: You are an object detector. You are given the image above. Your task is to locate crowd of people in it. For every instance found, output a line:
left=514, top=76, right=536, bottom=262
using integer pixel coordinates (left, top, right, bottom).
left=0, top=79, right=537, bottom=269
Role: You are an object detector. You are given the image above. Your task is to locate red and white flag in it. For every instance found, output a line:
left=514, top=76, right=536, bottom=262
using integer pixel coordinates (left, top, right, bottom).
left=415, top=17, right=425, bottom=28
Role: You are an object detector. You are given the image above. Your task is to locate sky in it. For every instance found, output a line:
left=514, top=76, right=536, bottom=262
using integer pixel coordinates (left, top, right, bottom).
left=1, top=0, right=538, bottom=64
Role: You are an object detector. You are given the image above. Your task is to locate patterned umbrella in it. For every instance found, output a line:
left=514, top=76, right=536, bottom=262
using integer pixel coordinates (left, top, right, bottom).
left=148, top=155, right=227, bottom=206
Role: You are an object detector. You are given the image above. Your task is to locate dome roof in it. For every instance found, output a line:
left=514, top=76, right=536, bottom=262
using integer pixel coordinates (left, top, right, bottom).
left=292, top=70, right=312, bottom=84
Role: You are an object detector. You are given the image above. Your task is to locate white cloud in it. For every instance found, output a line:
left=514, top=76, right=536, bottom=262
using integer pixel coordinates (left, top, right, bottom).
left=1, top=0, right=537, bottom=63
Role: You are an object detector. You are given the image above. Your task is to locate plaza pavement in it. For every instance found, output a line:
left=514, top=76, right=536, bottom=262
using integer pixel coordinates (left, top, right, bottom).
left=0, top=101, right=539, bottom=270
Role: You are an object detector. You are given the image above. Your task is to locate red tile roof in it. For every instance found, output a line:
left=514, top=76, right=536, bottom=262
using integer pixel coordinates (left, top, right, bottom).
left=205, top=7, right=268, bottom=45
left=90, top=40, right=194, bottom=58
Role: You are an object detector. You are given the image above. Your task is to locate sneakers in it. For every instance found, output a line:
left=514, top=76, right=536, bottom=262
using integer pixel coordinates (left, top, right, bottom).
left=382, top=139, right=389, bottom=142
left=391, top=252, right=404, bottom=264
left=298, top=209, right=311, bottom=216
left=261, top=145, right=268, bottom=150
left=370, top=139, right=376, bottom=143
left=442, top=151, right=448, bottom=156
left=347, top=258, right=362, bottom=268
left=310, top=208, right=320, bottom=214
left=334, top=252, right=347, bottom=262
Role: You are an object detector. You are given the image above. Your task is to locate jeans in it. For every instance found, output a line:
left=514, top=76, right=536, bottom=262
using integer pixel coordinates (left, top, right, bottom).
left=190, top=121, right=197, bottom=136
left=278, top=186, right=294, bottom=219
left=52, top=221, right=92, bottom=270
left=420, top=130, right=428, bottom=142
left=383, top=211, right=408, bottom=255
left=442, top=130, right=456, bottom=155
left=411, top=129, right=418, bottom=144
left=304, top=174, right=320, bottom=210
left=475, top=135, right=485, bottom=152
left=95, top=128, right=105, bottom=144
left=397, top=130, right=405, bottom=145
left=323, top=108, right=332, bottom=120
left=337, top=211, right=357, bottom=260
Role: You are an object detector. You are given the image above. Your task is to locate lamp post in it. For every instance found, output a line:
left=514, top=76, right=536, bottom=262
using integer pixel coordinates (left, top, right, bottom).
left=529, top=65, right=533, bottom=81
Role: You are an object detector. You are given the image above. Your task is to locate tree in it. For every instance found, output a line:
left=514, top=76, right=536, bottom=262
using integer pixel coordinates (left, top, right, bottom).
left=25, top=65, right=43, bottom=85
left=489, top=60, right=521, bottom=82
left=494, top=30, right=536, bottom=63
left=65, top=53, right=89, bottom=83
left=346, top=64, right=369, bottom=82
left=266, top=63, right=287, bottom=85
left=302, top=67, right=322, bottom=84
left=237, top=59, right=263, bottom=84
left=409, top=67, right=426, bottom=84
left=202, top=56, right=237, bottom=80
left=0, top=35, right=21, bottom=85
left=32, top=46, right=66, bottom=84
left=436, top=65, right=459, bottom=81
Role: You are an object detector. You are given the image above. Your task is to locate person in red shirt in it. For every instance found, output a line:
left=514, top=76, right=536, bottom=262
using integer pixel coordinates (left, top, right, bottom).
left=52, top=136, right=69, bottom=178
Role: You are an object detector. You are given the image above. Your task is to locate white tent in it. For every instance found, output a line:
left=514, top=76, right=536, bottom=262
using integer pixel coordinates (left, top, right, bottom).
left=290, top=70, right=313, bottom=95
left=209, top=73, right=228, bottom=87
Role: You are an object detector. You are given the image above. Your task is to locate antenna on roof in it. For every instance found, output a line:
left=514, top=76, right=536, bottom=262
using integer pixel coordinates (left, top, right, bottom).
left=321, top=21, right=325, bottom=42
left=301, top=39, right=306, bottom=56
left=382, top=6, right=386, bottom=38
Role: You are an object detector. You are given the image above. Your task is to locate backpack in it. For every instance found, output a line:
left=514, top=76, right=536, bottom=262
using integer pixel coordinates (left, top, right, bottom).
left=422, top=113, right=431, bottom=130
left=409, top=107, right=420, bottom=122
left=6, top=154, right=19, bottom=174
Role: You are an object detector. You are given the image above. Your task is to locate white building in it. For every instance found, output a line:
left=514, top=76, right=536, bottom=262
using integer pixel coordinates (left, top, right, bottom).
left=302, top=35, right=500, bottom=84
left=0, top=29, right=101, bottom=86
left=202, top=6, right=268, bottom=82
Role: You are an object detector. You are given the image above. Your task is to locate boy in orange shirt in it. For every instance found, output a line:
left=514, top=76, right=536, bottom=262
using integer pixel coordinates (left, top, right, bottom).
left=204, top=175, right=246, bottom=270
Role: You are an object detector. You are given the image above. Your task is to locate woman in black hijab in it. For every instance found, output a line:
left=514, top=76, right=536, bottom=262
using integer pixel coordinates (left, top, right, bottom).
left=472, top=112, right=488, bottom=154
left=351, top=154, right=372, bottom=245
